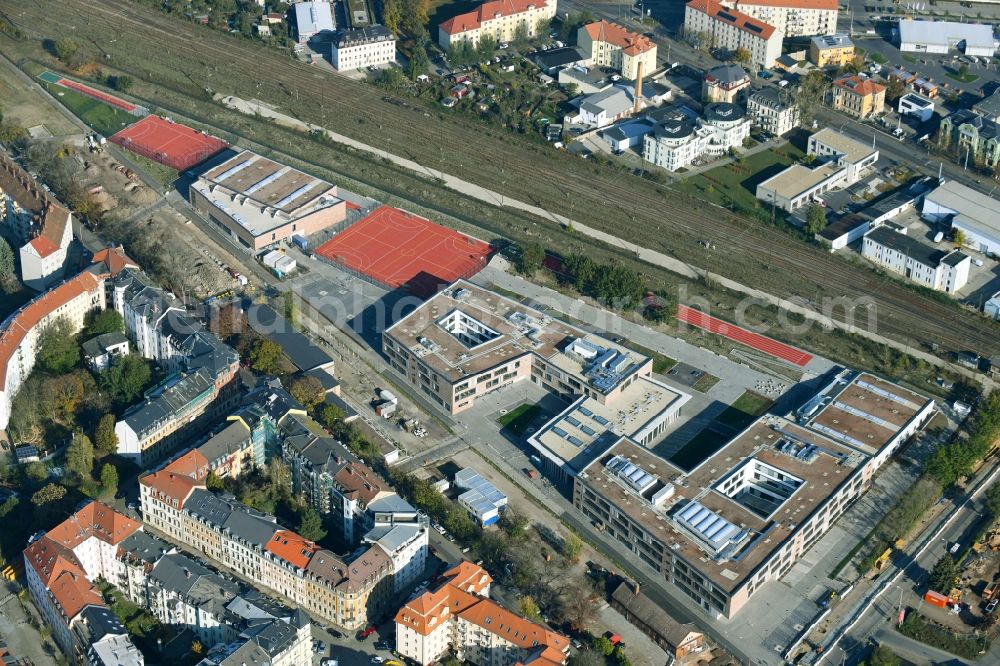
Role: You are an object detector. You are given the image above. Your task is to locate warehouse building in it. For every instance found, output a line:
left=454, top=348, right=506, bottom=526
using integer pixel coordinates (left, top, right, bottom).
left=898, top=19, right=996, bottom=56
left=294, top=1, right=335, bottom=43
left=923, top=180, right=1000, bottom=256
left=190, top=150, right=346, bottom=252
left=573, top=368, right=935, bottom=618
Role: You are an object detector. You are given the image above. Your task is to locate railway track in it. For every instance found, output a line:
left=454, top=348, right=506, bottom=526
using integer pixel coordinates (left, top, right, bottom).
left=7, top=0, right=999, bottom=357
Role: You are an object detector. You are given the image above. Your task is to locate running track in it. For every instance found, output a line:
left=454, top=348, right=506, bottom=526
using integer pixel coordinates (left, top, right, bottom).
left=676, top=305, right=814, bottom=367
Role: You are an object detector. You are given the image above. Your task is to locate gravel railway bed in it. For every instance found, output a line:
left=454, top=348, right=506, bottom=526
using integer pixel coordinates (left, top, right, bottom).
left=7, top=0, right=999, bottom=358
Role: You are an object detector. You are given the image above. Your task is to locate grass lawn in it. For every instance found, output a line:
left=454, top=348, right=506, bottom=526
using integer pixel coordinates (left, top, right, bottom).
left=670, top=427, right=730, bottom=471
left=498, top=403, right=543, bottom=436
left=40, top=81, right=134, bottom=136
left=946, top=71, right=980, bottom=84
left=897, top=612, right=990, bottom=659
left=902, top=54, right=917, bottom=64
left=870, top=52, right=888, bottom=65
left=715, top=391, right=774, bottom=428
left=125, top=150, right=178, bottom=188
left=691, top=372, right=720, bottom=393
left=671, top=145, right=806, bottom=213
left=620, top=340, right=677, bottom=373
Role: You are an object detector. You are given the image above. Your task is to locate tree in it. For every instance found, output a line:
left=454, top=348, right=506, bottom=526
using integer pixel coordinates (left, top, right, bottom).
left=25, top=461, right=49, bottom=483
left=94, top=413, right=119, bottom=457
left=408, top=40, right=430, bottom=80
left=84, top=309, right=125, bottom=337
left=733, top=47, right=751, bottom=64
left=99, top=354, right=152, bottom=405
left=296, top=505, right=327, bottom=541
left=205, top=471, right=226, bottom=491
left=519, top=242, right=544, bottom=275
left=267, top=459, right=292, bottom=496
left=111, top=75, right=133, bottom=93
left=805, top=204, right=827, bottom=235
left=382, top=0, right=402, bottom=33
left=518, top=595, right=542, bottom=621
left=591, top=636, right=615, bottom=656
left=959, top=63, right=969, bottom=78
left=66, top=433, right=95, bottom=482
left=318, top=403, right=346, bottom=434
left=569, top=649, right=606, bottom=666
left=290, top=375, right=325, bottom=407
left=928, top=554, right=959, bottom=592
left=100, top=463, right=118, bottom=499
left=562, top=532, right=583, bottom=562
left=31, top=483, right=66, bottom=507
left=0, top=495, right=18, bottom=519
left=499, top=509, right=529, bottom=539
left=477, top=34, right=497, bottom=62
left=797, top=70, right=828, bottom=124
left=865, top=645, right=901, bottom=666
left=986, top=481, right=1000, bottom=519
left=248, top=338, right=282, bottom=374
left=37, top=317, right=80, bottom=374
left=444, top=507, right=477, bottom=542
left=953, top=228, right=967, bottom=246
left=54, top=37, right=78, bottom=63
left=0, top=237, right=14, bottom=282
left=513, top=22, right=530, bottom=49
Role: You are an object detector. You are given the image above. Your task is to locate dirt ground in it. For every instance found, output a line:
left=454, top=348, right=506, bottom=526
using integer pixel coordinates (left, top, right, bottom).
left=0, top=63, right=76, bottom=138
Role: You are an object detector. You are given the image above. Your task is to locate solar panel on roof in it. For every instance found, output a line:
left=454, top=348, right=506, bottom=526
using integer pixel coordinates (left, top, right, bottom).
left=593, top=414, right=610, bottom=426
left=568, top=436, right=584, bottom=447
left=580, top=425, right=597, bottom=436
left=746, top=23, right=763, bottom=33
left=578, top=407, right=594, bottom=417
left=565, top=416, right=582, bottom=427
left=552, top=427, right=567, bottom=437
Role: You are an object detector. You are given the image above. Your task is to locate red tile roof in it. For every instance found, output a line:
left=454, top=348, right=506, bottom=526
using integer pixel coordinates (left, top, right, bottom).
left=834, top=75, right=886, bottom=97
left=395, top=561, right=568, bottom=663
left=48, top=569, right=103, bottom=622
left=686, top=0, right=777, bottom=40
left=27, top=233, right=60, bottom=259
left=0, top=271, right=102, bottom=386
left=735, top=0, right=838, bottom=9
left=582, top=21, right=655, bottom=57
left=265, top=530, right=318, bottom=569
left=91, top=246, right=139, bottom=277
left=333, top=463, right=389, bottom=504
left=0, top=151, right=71, bottom=258
left=440, top=0, right=549, bottom=35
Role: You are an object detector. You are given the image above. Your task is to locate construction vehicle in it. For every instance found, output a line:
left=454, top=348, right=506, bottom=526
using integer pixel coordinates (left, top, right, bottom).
left=873, top=548, right=893, bottom=572
left=949, top=587, right=962, bottom=602
left=983, top=581, right=1000, bottom=601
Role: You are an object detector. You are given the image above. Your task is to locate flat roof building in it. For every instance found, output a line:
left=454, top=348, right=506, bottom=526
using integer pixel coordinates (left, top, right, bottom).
left=190, top=150, right=346, bottom=252
left=294, top=1, right=335, bottom=43
left=923, top=180, right=1000, bottom=256
left=809, top=34, right=855, bottom=67
left=574, top=369, right=934, bottom=618
left=899, top=19, right=996, bottom=57
left=455, top=468, right=508, bottom=526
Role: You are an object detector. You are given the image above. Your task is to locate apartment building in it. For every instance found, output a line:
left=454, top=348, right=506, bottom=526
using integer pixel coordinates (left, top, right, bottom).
left=577, top=20, right=657, bottom=80
left=862, top=226, right=970, bottom=293
left=573, top=369, right=934, bottom=618
left=139, top=454, right=396, bottom=629
left=0, top=270, right=106, bottom=430
left=938, top=90, right=1000, bottom=167
left=189, top=150, right=346, bottom=252
left=642, top=103, right=749, bottom=170
left=727, top=0, right=838, bottom=38
left=23, top=502, right=144, bottom=662
left=703, top=64, right=750, bottom=103
left=395, top=561, right=570, bottom=666
left=747, top=88, right=800, bottom=136
left=832, top=75, right=886, bottom=119
left=438, top=0, right=557, bottom=50
left=331, top=26, right=396, bottom=71
left=809, top=34, right=855, bottom=67
left=684, top=0, right=783, bottom=69
left=0, top=150, right=73, bottom=290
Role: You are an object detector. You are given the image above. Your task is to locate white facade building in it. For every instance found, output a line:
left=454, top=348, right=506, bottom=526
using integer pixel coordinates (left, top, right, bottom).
left=747, top=87, right=800, bottom=135
left=922, top=180, right=1000, bottom=256
left=725, top=0, right=838, bottom=38
left=331, top=26, right=396, bottom=71
left=685, top=0, right=784, bottom=69
left=363, top=524, right=429, bottom=593
left=703, top=102, right=752, bottom=154
left=898, top=19, right=996, bottom=56
left=643, top=117, right=713, bottom=171
left=898, top=92, right=935, bottom=122
left=862, top=226, right=970, bottom=293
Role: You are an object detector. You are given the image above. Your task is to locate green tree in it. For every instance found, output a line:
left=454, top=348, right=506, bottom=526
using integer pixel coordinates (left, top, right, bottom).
left=94, top=413, right=118, bottom=457
left=409, top=40, right=430, bottom=80
left=928, top=554, right=959, bottom=592
left=31, top=482, right=66, bottom=507
left=84, top=309, right=125, bottom=337
left=986, top=481, right=1000, bottom=518
left=562, top=532, right=583, bottom=562
left=518, top=595, right=542, bottom=621
left=865, top=645, right=902, bottom=666
left=54, top=37, right=78, bottom=63
left=100, top=463, right=118, bottom=499
left=66, top=432, right=95, bottom=482
left=37, top=317, right=80, bottom=373
left=296, top=505, right=327, bottom=541
left=499, top=509, right=529, bottom=539
left=953, top=228, right=966, bottom=246
left=513, top=22, right=530, bottom=49
left=248, top=338, right=282, bottom=374
left=591, top=636, right=615, bottom=656
left=289, top=375, right=325, bottom=407
left=733, top=47, right=750, bottom=64
left=519, top=242, right=544, bottom=275
left=444, top=507, right=477, bottom=541
left=318, top=403, right=346, bottom=433
left=99, top=354, right=152, bottom=405
left=0, top=237, right=15, bottom=281
left=25, top=461, right=48, bottom=483
left=805, top=204, right=827, bottom=234
left=111, top=75, right=133, bottom=93
left=205, top=471, right=226, bottom=491
left=0, top=495, right=18, bottom=519
left=382, top=0, right=402, bottom=33
left=797, top=70, right=828, bottom=124
left=477, top=34, right=497, bottom=62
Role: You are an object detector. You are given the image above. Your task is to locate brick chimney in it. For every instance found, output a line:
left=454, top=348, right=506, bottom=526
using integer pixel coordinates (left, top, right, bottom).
left=633, top=61, right=645, bottom=115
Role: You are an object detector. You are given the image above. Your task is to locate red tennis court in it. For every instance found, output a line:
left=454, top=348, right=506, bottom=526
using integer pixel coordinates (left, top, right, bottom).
left=314, top=206, right=492, bottom=296
left=110, top=115, right=228, bottom=171
left=677, top=305, right=813, bottom=367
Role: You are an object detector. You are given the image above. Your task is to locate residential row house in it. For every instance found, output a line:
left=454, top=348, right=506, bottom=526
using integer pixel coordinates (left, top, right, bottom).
left=438, top=0, right=557, bottom=51
left=23, top=501, right=145, bottom=665
left=139, top=449, right=418, bottom=630
left=395, top=561, right=570, bottom=666
left=684, top=0, right=783, bottom=70
left=0, top=149, right=73, bottom=291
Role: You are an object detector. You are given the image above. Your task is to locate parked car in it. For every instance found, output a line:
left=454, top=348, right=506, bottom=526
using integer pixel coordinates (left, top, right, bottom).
left=358, top=626, right=376, bottom=640
left=973, top=258, right=985, bottom=267
left=374, top=641, right=393, bottom=651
